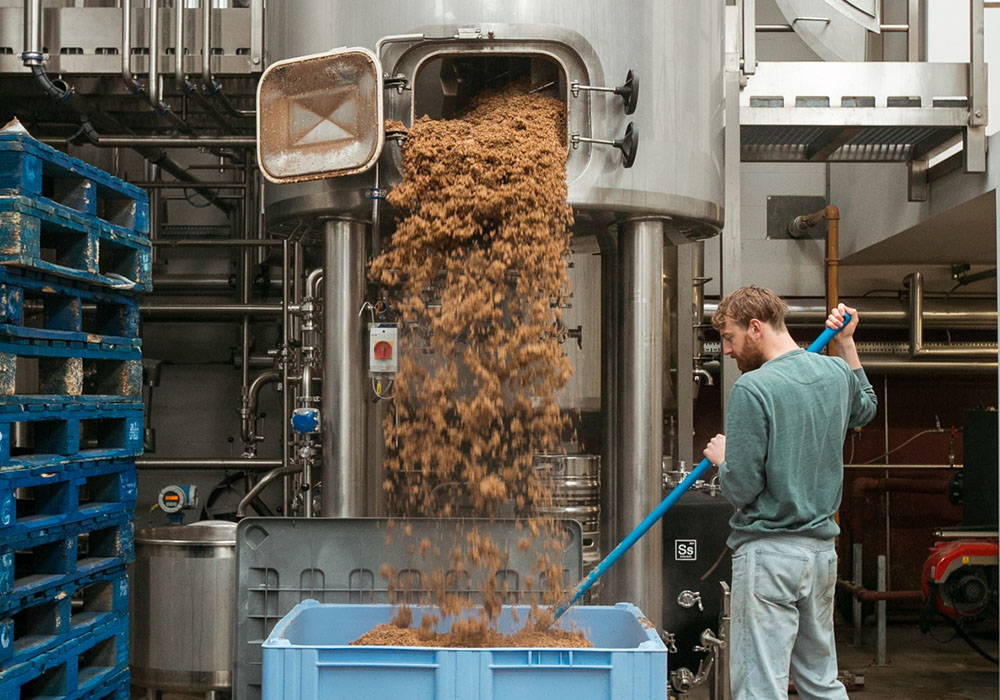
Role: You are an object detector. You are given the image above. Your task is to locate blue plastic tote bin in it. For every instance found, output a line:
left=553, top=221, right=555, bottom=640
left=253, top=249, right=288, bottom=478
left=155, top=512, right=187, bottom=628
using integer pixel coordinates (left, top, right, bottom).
left=262, top=600, right=667, bottom=700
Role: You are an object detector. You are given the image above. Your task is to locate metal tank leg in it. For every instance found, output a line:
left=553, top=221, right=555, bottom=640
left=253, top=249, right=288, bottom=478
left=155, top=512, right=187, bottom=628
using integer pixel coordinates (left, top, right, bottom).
left=611, top=217, right=666, bottom=623
left=321, top=218, right=368, bottom=516
left=597, top=229, right=620, bottom=603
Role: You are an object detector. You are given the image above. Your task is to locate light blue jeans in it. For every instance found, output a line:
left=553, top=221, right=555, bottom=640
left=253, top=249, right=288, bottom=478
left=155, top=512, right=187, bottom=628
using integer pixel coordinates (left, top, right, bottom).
left=730, top=536, right=847, bottom=700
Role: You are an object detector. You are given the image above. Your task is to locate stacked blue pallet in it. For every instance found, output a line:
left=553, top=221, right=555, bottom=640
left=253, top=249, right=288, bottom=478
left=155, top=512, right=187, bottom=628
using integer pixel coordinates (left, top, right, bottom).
left=0, top=132, right=147, bottom=699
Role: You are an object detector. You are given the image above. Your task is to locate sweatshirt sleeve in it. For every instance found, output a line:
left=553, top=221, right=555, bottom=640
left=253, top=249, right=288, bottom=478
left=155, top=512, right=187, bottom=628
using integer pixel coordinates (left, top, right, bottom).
left=848, top=368, right=878, bottom=429
left=718, top=383, right=769, bottom=510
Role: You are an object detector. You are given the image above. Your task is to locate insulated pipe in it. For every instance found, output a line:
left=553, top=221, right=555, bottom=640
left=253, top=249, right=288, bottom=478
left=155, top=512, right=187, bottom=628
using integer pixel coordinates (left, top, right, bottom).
left=610, top=217, right=665, bottom=623
left=322, top=219, right=368, bottom=517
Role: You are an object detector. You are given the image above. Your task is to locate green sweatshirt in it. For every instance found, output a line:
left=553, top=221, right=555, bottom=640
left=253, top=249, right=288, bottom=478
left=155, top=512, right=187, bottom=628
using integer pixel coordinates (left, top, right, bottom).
left=719, top=348, right=877, bottom=550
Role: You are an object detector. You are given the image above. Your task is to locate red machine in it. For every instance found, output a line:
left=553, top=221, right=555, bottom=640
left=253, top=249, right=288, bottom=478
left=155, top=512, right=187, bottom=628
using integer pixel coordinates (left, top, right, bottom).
left=922, top=538, right=999, bottom=620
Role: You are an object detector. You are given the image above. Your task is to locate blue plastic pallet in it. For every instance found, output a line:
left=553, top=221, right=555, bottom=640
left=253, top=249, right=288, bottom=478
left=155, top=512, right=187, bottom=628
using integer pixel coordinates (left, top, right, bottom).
left=87, top=668, right=130, bottom=700
left=0, top=564, right=128, bottom=668
left=0, top=265, right=141, bottom=344
left=0, top=344, right=142, bottom=401
left=0, top=614, right=129, bottom=698
left=0, top=132, right=148, bottom=234
left=0, top=194, right=151, bottom=292
left=263, top=601, right=668, bottom=700
left=0, top=510, right=134, bottom=607
left=0, top=458, right=136, bottom=541
left=0, top=400, right=143, bottom=468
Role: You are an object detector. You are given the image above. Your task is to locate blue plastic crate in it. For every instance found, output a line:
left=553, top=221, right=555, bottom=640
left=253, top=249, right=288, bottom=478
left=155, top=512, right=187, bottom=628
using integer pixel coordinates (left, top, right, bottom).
left=0, top=400, right=143, bottom=469
left=0, top=265, right=142, bottom=344
left=0, top=564, right=128, bottom=668
left=262, top=601, right=667, bottom=700
left=0, top=132, right=148, bottom=234
left=0, top=614, right=129, bottom=698
left=0, top=510, right=135, bottom=608
left=0, top=458, right=136, bottom=541
left=0, top=194, right=151, bottom=292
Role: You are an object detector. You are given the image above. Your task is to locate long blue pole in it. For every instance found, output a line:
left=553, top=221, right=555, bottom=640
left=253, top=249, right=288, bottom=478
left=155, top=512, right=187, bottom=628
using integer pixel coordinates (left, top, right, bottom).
left=553, top=314, right=851, bottom=619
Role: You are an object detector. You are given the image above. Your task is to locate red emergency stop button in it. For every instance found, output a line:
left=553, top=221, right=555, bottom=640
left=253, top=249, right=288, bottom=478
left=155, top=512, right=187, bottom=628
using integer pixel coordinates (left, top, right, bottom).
left=373, top=340, right=393, bottom=360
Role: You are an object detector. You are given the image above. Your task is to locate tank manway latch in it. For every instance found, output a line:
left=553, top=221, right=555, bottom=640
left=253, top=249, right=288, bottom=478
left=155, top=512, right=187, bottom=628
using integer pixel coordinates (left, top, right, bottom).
left=571, top=122, right=639, bottom=169
left=571, top=69, right=639, bottom=114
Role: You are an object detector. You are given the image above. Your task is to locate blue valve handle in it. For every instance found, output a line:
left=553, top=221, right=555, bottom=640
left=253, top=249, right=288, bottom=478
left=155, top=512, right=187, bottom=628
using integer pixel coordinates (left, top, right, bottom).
left=553, top=313, right=852, bottom=620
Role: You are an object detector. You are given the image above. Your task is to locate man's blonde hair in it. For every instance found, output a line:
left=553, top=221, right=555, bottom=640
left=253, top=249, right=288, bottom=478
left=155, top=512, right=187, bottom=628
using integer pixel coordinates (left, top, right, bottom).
left=712, top=286, right=789, bottom=331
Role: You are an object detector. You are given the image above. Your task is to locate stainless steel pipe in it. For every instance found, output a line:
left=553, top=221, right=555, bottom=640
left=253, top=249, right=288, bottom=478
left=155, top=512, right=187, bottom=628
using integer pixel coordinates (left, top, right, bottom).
left=147, top=0, right=161, bottom=105
left=140, top=303, right=281, bottom=318
left=60, top=136, right=256, bottom=148
left=703, top=299, right=996, bottom=329
left=121, top=0, right=143, bottom=93
left=597, top=230, right=619, bottom=571
left=174, top=0, right=186, bottom=89
left=136, top=459, right=281, bottom=470
left=201, top=0, right=213, bottom=90
left=321, top=219, right=368, bottom=516
left=611, top=218, right=665, bottom=624
left=22, top=0, right=42, bottom=65
left=236, top=464, right=301, bottom=517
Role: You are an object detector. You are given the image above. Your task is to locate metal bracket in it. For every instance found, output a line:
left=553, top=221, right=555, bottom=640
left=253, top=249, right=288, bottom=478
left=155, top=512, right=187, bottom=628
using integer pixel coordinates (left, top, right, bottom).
left=383, top=74, right=410, bottom=94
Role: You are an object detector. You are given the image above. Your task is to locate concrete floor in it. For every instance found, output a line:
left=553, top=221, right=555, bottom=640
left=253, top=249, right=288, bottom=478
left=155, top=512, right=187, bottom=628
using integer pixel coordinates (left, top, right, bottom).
left=833, top=619, right=998, bottom=699
left=683, top=618, right=998, bottom=699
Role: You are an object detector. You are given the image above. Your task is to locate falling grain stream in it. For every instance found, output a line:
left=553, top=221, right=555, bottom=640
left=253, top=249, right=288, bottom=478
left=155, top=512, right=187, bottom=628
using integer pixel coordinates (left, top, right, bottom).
left=356, top=87, right=590, bottom=647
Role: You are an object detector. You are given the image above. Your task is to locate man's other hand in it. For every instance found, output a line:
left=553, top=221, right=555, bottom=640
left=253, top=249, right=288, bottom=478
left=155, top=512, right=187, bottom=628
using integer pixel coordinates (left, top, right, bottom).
left=703, top=433, right=726, bottom=466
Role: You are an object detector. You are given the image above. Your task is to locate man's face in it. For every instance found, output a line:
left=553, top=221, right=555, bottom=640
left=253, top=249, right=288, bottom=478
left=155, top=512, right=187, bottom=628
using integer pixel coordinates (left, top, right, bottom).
left=719, top=317, right=766, bottom=373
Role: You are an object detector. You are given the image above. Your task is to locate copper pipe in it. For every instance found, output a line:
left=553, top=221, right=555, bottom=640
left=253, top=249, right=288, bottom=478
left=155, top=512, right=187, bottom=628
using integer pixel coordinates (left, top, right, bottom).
left=837, top=580, right=923, bottom=602
left=824, top=205, right=840, bottom=311
left=787, top=206, right=840, bottom=317
left=847, top=477, right=946, bottom=547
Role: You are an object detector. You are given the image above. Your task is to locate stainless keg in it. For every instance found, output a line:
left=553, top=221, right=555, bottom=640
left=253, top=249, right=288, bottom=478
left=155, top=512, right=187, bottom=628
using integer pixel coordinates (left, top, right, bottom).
left=534, top=454, right=601, bottom=567
left=131, top=520, right=237, bottom=695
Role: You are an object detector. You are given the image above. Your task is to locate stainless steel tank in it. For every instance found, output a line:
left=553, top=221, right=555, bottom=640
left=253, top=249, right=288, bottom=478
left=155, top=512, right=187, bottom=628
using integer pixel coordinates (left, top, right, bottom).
left=260, top=0, right=725, bottom=623
left=263, top=1, right=724, bottom=236
left=130, top=520, right=237, bottom=695
left=534, top=454, right=601, bottom=568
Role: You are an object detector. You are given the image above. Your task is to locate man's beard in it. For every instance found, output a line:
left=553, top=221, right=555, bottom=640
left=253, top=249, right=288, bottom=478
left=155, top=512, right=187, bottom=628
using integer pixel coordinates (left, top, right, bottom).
left=735, top=343, right=766, bottom=372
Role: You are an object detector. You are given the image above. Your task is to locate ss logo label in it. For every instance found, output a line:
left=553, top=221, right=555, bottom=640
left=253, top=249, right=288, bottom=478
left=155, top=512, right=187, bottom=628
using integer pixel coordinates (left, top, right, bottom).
left=675, top=539, right=697, bottom=561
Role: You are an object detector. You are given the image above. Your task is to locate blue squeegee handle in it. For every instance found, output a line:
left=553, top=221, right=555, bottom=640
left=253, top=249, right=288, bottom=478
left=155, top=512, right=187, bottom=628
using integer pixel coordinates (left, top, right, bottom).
left=553, top=313, right=851, bottom=620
